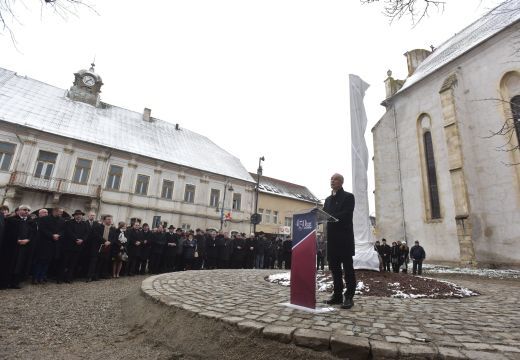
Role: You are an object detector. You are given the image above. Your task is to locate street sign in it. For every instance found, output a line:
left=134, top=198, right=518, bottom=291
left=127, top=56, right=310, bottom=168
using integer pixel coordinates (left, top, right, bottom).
left=250, top=213, right=262, bottom=225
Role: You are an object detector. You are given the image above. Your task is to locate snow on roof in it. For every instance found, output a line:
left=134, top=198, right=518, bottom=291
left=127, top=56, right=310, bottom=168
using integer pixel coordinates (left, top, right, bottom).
left=397, top=0, right=520, bottom=95
left=0, top=67, right=254, bottom=183
left=249, top=172, right=321, bottom=204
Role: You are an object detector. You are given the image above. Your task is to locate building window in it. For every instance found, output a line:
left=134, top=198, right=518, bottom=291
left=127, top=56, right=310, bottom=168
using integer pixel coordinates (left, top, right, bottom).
left=210, top=188, right=220, bottom=207
left=265, top=209, right=271, bottom=224
left=424, top=131, right=441, bottom=219
left=0, top=142, right=16, bottom=171
left=232, top=193, right=241, bottom=210
left=184, top=184, right=195, bottom=203
left=273, top=211, right=279, bottom=224
left=182, top=223, right=191, bottom=231
left=152, top=215, right=162, bottom=228
left=34, top=150, right=57, bottom=179
left=161, top=180, right=174, bottom=199
left=106, top=165, right=123, bottom=190
left=512, top=95, right=520, bottom=146
left=258, top=208, right=264, bottom=224
left=135, top=174, right=150, bottom=195
left=72, top=158, right=92, bottom=184
left=284, top=217, right=292, bottom=227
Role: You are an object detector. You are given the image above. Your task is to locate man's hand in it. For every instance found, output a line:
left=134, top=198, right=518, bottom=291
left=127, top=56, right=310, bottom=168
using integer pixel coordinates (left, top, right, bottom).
left=18, top=239, right=30, bottom=245
left=76, top=239, right=83, bottom=245
left=52, top=234, right=60, bottom=241
left=104, top=241, right=110, bottom=246
left=135, top=241, right=141, bottom=246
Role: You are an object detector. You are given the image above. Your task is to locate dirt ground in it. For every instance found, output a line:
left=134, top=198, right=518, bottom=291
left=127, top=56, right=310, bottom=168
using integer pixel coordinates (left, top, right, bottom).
left=0, top=276, right=335, bottom=360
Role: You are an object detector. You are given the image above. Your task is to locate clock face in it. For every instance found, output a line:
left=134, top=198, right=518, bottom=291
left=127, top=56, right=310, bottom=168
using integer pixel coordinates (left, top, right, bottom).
left=82, top=75, right=95, bottom=87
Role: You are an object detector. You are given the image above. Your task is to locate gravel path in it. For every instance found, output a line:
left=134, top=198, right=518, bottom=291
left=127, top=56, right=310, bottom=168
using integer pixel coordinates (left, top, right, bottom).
left=0, top=276, right=169, bottom=360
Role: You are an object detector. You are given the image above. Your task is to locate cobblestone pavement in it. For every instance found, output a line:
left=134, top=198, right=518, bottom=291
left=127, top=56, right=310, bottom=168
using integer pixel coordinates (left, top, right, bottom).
left=142, top=270, right=520, bottom=360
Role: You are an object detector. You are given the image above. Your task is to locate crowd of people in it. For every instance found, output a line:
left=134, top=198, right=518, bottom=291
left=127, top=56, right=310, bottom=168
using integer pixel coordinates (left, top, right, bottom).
left=0, top=205, right=295, bottom=289
left=374, top=238, right=426, bottom=275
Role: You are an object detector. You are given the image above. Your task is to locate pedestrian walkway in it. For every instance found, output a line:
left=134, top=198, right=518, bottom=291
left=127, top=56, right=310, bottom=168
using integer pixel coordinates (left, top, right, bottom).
left=142, top=270, right=520, bottom=359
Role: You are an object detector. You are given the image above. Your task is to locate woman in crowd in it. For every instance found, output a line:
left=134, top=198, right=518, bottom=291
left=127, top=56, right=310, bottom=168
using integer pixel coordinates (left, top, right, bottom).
left=183, top=232, right=197, bottom=270
left=111, top=221, right=127, bottom=278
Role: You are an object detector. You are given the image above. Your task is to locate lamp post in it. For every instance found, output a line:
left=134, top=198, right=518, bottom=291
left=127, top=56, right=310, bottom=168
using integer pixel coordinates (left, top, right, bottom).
left=253, top=156, right=265, bottom=234
left=219, top=181, right=234, bottom=231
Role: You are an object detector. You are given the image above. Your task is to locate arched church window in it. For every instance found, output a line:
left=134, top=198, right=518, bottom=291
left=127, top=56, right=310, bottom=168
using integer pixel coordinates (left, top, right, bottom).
left=511, top=95, right=520, bottom=146
left=424, top=131, right=441, bottom=219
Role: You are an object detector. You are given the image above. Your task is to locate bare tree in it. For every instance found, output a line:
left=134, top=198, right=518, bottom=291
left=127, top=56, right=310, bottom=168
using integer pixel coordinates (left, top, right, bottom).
left=481, top=98, right=520, bottom=165
left=0, top=0, right=95, bottom=44
left=361, top=0, right=446, bottom=24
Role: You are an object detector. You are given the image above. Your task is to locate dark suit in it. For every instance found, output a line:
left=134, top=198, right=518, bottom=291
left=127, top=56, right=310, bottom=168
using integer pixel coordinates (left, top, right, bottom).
left=323, top=187, right=356, bottom=298
left=61, top=219, right=89, bottom=282
left=37, top=215, right=65, bottom=279
left=86, top=223, right=117, bottom=280
left=0, top=215, right=37, bottom=288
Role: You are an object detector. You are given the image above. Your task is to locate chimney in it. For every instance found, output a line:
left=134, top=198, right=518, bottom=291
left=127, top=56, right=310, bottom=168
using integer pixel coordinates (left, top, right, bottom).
left=175, top=123, right=180, bottom=130
left=404, top=49, right=431, bottom=77
left=143, top=108, right=151, bottom=122
left=384, top=70, right=404, bottom=99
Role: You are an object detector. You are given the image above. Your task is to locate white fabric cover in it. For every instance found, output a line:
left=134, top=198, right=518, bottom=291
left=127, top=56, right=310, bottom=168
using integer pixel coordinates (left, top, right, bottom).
left=349, top=74, right=380, bottom=271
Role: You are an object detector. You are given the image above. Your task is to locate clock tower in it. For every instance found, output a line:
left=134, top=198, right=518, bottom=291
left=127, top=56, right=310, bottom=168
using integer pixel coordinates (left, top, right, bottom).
left=67, top=63, right=103, bottom=107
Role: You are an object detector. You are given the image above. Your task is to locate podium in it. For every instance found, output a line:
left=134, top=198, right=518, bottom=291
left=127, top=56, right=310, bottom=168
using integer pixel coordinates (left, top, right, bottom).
left=288, top=207, right=337, bottom=311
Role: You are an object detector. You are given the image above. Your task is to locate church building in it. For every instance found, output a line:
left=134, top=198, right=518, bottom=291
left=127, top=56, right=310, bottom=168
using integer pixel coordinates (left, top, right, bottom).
left=0, top=64, right=255, bottom=233
left=372, top=0, right=520, bottom=267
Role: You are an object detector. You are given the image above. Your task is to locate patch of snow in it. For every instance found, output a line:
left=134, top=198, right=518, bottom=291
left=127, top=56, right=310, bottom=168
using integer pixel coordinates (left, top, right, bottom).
left=423, top=264, right=520, bottom=279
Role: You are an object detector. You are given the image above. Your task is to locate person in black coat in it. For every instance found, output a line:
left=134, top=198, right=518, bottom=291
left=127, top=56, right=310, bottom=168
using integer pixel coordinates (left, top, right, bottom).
left=61, top=210, right=89, bottom=283
left=205, top=231, right=218, bottom=269
left=183, top=233, right=197, bottom=270
left=0, top=205, right=37, bottom=289
left=323, top=173, right=356, bottom=309
left=163, top=226, right=178, bottom=272
left=390, top=242, right=401, bottom=273
left=254, top=236, right=266, bottom=269
left=149, top=226, right=166, bottom=274
left=86, top=215, right=118, bottom=281
left=35, top=207, right=65, bottom=283
left=175, top=228, right=185, bottom=271
left=410, top=240, right=426, bottom=275
left=380, top=239, right=391, bottom=272
left=126, top=222, right=144, bottom=276
left=194, top=229, right=206, bottom=270
left=140, top=224, right=152, bottom=274
left=216, top=232, right=232, bottom=269
left=244, top=235, right=255, bottom=269
left=282, top=238, right=292, bottom=269
left=230, top=234, right=246, bottom=269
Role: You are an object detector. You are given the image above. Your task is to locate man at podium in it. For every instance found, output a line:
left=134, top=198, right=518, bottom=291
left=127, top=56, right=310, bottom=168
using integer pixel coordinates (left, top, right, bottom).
left=323, top=173, right=356, bottom=309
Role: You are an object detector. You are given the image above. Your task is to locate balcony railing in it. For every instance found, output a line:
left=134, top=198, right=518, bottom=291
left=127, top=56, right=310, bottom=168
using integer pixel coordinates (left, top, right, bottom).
left=9, top=171, right=101, bottom=198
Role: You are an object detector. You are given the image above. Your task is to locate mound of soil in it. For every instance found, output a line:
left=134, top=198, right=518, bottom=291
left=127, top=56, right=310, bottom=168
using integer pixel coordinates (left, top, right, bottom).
left=269, top=270, right=479, bottom=299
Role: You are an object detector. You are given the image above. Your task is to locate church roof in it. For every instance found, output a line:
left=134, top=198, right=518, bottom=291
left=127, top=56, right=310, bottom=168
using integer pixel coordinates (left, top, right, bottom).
left=249, top=172, right=321, bottom=204
left=397, top=0, right=520, bottom=95
left=0, top=67, right=254, bottom=183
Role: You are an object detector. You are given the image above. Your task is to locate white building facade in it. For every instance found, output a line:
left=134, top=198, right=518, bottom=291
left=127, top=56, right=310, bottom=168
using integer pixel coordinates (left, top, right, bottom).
left=372, top=1, right=520, bottom=267
left=0, top=65, right=255, bottom=233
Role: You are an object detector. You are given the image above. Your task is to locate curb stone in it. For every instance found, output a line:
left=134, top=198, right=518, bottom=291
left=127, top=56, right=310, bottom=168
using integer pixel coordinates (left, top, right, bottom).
left=293, top=328, right=331, bottom=351
left=330, top=334, right=370, bottom=360
left=262, top=325, right=296, bottom=344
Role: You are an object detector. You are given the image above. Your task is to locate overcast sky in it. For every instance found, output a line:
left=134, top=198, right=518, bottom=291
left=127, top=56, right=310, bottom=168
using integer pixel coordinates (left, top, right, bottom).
left=1, top=0, right=504, bottom=214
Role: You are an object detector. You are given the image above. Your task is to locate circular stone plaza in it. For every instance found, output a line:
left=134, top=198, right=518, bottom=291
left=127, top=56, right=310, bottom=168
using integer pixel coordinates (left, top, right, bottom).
left=138, top=269, right=520, bottom=360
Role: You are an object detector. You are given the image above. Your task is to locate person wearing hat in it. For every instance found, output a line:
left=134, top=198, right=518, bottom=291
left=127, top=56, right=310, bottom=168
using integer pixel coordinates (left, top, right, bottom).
left=61, top=210, right=89, bottom=283
left=163, top=225, right=177, bottom=272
